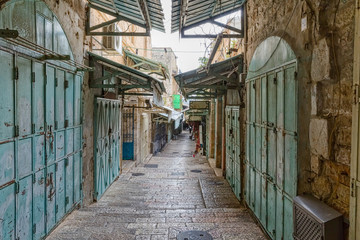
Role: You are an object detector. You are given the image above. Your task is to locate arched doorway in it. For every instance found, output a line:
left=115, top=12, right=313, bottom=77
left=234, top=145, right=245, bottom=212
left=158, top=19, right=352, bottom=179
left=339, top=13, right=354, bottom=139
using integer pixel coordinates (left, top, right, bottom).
left=245, top=36, right=298, bottom=240
left=0, top=1, right=83, bottom=239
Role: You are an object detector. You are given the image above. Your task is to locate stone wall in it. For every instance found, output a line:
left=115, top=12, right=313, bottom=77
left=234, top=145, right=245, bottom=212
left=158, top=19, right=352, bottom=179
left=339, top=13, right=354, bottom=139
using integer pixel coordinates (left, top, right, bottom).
left=246, top=0, right=355, bottom=219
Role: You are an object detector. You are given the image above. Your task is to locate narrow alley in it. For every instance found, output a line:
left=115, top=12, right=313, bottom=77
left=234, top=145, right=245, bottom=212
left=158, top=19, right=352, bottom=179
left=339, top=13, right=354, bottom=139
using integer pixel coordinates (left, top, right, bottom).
left=2, top=0, right=360, bottom=239
left=47, top=133, right=266, bottom=240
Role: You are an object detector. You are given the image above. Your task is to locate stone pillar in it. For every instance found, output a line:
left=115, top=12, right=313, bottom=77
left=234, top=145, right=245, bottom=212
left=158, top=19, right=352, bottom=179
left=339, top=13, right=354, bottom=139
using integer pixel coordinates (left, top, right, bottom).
left=209, top=99, right=216, bottom=158
left=215, top=96, right=223, bottom=168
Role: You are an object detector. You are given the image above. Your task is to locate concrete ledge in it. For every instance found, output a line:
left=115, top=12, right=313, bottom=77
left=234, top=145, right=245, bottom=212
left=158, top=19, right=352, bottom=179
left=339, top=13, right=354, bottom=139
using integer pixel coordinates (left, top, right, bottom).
left=208, top=157, right=223, bottom=177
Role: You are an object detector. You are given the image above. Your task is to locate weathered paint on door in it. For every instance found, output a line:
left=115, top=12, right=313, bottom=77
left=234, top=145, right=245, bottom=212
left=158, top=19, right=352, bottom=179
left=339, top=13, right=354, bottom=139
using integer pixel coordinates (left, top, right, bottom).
left=350, top=3, right=360, bottom=239
left=122, top=108, right=135, bottom=160
left=0, top=1, right=83, bottom=239
left=225, top=107, right=241, bottom=200
left=245, top=37, right=297, bottom=240
left=94, top=98, right=121, bottom=201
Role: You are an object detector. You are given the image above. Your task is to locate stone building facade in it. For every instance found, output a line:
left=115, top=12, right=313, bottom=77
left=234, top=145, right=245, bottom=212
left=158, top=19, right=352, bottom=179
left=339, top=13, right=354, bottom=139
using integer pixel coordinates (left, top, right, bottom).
left=152, top=47, right=180, bottom=108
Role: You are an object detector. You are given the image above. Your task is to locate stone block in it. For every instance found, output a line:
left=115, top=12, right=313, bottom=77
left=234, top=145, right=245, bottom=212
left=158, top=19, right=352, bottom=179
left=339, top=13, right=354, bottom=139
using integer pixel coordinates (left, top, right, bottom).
left=311, top=84, right=317, bottom=116
left=309, top=118, right=329, bottom=159
left=311, top=155, right=321, bottom=175
left=311, top=176, right=332, bottom=200
left=335, top=146, right=351, bottom=166
left=311, top=38, right=331, bottom=82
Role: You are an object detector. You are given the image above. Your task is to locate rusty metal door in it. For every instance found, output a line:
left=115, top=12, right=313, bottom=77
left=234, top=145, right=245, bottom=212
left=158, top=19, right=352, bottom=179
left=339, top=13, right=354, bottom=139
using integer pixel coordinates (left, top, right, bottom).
left=94, top=98, right=121, bottom=201
left=245, top=37, right=298, bottom=240
left=0, top=52, right=83, bottom=240
left=225, top=106, right=241, bottom=201
left=246, top=63, right=297, bottom=240
left=0, top=1, right=83, bottom=239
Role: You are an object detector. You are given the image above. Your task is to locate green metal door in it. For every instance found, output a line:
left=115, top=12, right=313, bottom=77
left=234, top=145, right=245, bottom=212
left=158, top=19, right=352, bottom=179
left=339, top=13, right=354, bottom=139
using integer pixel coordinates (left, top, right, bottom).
left=225, top=106, right=241, bottom=201
left=0, top=1, right=83, bottom=239
left=245, top=37, right=297, bottom=240
left=94, top=98, right=121, bottom=201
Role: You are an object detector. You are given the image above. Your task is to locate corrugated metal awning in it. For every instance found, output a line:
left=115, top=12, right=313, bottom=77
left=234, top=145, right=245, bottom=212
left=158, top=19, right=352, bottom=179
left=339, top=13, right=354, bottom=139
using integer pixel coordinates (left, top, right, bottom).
left=88, top=52, right=166, bottom=94
left=171, top=0, right=245, bottom=33
left=174, top=54, right=243, bottom=99
left=124, top=49, right=169, bottom=80
left=89, top=0, right=165, bottom=32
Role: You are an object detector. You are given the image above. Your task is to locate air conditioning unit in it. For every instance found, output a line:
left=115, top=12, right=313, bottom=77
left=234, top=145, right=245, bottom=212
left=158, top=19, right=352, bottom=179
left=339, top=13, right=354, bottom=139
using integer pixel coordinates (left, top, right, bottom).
left=293, top=195, right=343, bottom=240
left=102, top=24, right=122, bottom=54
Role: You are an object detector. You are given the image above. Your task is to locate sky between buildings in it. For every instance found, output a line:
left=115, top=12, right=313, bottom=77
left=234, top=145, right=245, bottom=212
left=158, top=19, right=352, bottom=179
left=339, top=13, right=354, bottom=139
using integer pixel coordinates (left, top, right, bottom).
left=150, top=0, right=240, bottom=73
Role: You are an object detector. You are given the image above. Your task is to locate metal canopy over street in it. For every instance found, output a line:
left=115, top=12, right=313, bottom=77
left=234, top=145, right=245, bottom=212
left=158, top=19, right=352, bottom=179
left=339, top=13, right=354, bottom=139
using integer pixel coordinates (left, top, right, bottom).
left=124, top=49, right=169, bottom=80
left=171, top=0, right=245, bottom=38
left=87, top=0, right=165, bottom=36
left=174, top=54, right=243, bottom=99
left=88, top=52, right=166, bottom=96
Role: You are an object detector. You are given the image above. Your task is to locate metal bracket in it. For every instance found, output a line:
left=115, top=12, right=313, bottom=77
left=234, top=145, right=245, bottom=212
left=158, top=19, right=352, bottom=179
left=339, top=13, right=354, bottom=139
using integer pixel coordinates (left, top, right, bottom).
left=32, top=224, right=36, bottom=234
left=14, top=67, right=19, bottom=80
left=353, top=84, right=359, bottom=105
left=0, top=29, right=18, bottom=38
left=351, top=178, right=356, bottom=197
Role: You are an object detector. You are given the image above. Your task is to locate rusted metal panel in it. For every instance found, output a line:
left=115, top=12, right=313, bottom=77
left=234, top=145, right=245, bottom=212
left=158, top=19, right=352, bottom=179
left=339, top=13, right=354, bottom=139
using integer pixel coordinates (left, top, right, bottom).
left=0, top=183, right=16, bottom=240
left=0, top=50, right=14, bottom=141
left=33, top=170, right=46, bottom=239
left=190, top=101, right=210, bottom=110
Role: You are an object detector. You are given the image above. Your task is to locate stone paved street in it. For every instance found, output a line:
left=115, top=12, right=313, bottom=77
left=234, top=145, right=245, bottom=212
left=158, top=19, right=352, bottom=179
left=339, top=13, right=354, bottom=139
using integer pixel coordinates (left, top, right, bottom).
left=47, top=133, right=266, bottom=240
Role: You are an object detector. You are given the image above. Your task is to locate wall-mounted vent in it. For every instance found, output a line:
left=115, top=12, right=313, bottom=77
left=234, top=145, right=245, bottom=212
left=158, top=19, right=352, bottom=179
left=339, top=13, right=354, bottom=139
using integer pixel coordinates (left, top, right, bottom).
left=293, top=195, right=343, bottom=240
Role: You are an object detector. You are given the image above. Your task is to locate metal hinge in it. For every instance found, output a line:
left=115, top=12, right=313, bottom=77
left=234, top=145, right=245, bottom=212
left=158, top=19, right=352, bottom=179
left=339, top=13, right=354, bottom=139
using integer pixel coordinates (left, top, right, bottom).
left=65, top=158, right=69, bottom=167
left=14, top=125, right=19, bottom=137
left=14, top=67, right=19, bottom=80
left=15, top=182, right=19, bottom=194
left=64, top=80, right=69, bottom=89
left=353, top=84, right=359, bottom=105
left=31, top=72, right=35, bottom=83
left=55, top=163, right=58, bottom=172
left=351, top=178, right=356, bottom=197
left=44, top=74, right=47, bottom=85
left=32, top=174, right=36, bottom=184
left=80, top=183, right=82, bottom=191
left=65, top=196, right=69, bottom=205
left=32, top=224, right=36, bottom=234
left=273, top=77, right=277, bottom=84
left=64, top=120, right=69, bottom=128
left=55, top=121, right=58, bottom=130
left=32, top=123, right=35, bottom=134
left=55, top=78, right=58, bottom=87
left=294, top=71, right=298, bottom=79
left=55, top=204, right=58, bottom=213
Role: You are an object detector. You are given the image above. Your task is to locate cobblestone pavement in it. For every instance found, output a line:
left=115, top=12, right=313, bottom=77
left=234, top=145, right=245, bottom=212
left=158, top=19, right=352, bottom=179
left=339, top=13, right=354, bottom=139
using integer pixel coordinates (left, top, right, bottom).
left=47, top=133, right=266, bottom=240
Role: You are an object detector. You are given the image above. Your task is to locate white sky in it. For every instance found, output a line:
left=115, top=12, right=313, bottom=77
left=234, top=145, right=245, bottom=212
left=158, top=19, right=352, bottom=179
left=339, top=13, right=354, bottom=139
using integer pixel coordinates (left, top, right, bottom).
left=150, top=0, right=240, bottom=72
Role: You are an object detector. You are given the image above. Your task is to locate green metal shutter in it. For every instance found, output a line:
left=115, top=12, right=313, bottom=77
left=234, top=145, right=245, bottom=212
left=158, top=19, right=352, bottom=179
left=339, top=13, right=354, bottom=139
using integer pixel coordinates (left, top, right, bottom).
left=94, top=98, right=121, bottom=201
left=0, top=50, right=83, bottom=240
left=245, top=63, right=297, bottom=240
left=225, top=106, right=241, bottom=201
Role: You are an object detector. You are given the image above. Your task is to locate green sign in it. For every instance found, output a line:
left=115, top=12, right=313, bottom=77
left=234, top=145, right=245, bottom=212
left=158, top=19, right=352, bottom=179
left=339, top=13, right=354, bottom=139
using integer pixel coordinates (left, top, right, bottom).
left=173, top=94, right=181, bottom=109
